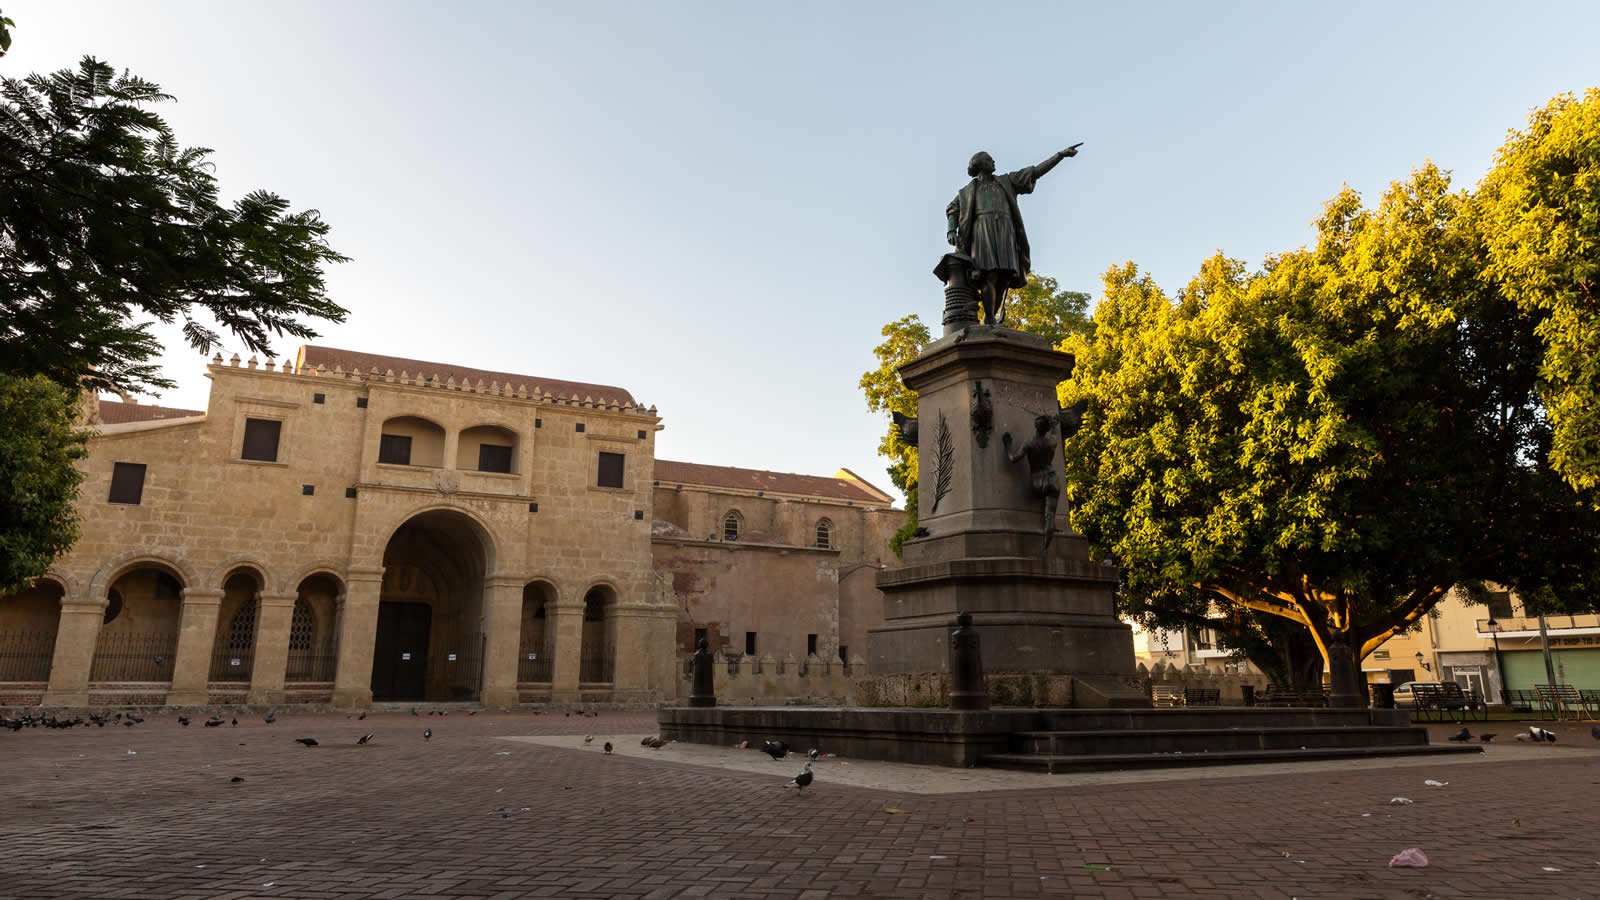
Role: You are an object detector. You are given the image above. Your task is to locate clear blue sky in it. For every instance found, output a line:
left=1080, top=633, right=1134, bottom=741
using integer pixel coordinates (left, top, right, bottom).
left=8, top=1, right=1599, bottom=501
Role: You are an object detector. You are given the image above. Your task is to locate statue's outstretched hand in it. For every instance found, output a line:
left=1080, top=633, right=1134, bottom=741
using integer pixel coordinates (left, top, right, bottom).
left=1063, top=142, right=1082, bottom=158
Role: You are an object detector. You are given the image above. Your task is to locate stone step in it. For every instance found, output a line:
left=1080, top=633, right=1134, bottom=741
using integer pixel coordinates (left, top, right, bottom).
left=1011, top=725, right=1429, bottom=755
left=1030, top=708, right=1414, bottom=731
left=981, top=742, right=1482, bottom=773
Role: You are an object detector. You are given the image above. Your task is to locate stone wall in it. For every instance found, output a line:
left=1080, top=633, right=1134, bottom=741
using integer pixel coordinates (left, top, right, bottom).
left=1137, top=661, right=1271, bottom=705
left=679, top=651, right=862, bottom=705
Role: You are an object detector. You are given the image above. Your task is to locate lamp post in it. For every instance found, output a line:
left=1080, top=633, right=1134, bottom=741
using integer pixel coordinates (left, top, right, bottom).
left=1486, top=616, right=1505, bottom=704
left=1414, top=650, right=1431, bottom=674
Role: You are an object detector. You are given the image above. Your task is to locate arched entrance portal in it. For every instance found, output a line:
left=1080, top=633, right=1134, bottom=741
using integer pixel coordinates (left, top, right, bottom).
left=373, top=510, right=492, bottom=701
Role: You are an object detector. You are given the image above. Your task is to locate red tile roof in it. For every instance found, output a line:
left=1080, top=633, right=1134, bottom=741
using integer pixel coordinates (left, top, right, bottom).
left=97, top=400, right=205, bottom=425
left=296, top=346, right=637, bottom=407
left=653, top=460, right=892, bottom=505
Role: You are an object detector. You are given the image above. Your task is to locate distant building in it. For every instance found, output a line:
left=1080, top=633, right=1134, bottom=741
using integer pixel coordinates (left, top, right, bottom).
left=0, top=346, right=901, bottom=709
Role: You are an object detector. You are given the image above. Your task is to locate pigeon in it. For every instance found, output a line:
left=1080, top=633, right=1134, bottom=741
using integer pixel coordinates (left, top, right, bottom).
left=423, top=728, right=432, bottom=741
left=763, top=740, right=789, bottom=760
left=787, top=762, right=814, bottom=793
left=357, top=734, right=374, bottom=745
left=295, top=737, right=318, bottom=747
left=230, top=717, right=237, bottom=727
left=646, top=737, right=668, bottom=749
left=603, top=742, right=613, bottom=754
left=1591, top=725, right=1600, bottom=741
left=263, top=713, right=276, bottom=724
left=204, top=716, right=223, bottom=727
left=358, top=712, right=367, bottom=721
left=641, top=736, right=655, bottom=747
left=469, top=710, right=479, bottom=716
left=411, top=708, right=419, bottom=716
left=1480, top=733, right=1496, bottom=742
left=807, top=748, right=820, bottom=760
left=230, top=776, right=244, bottom=783
left=1447, top=727, right=1471, bottom=742
left=178, top=716, right=190, bottom=727
left=1532, top=725, right=1557, bottom=743
left=123, top=719, right=135, bottom=728
left=584, top=734, right=594, bottom=746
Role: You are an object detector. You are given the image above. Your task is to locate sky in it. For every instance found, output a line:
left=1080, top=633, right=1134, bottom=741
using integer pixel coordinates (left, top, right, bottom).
left=6, top=1, right=1599, bottom=502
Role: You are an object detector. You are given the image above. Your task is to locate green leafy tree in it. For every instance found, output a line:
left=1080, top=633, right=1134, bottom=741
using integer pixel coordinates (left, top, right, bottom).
left=1477, top=88, right=1600, bottom=493
left=860, top=314, right=929, bottom=555
left=861, top=274, right=1091, bottom=556
left=0, top=8, right=14, bottom=57
left=1063, top=164, right=1600, bottom=697
left=1, top=57, right=349, bottom=395
left=0, top=374, right=88, bottom=593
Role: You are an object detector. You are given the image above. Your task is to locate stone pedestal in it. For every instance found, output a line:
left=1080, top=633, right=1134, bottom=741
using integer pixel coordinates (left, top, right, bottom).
left=867, top=325, right=1148, bottom=708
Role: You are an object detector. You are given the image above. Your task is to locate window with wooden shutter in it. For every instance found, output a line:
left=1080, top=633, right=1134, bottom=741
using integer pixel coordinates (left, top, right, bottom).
left=597, top=451, right=625, bottom=488
left=478, top=443, right=513, bottom=473
left=108, top=462, right=146, bottom=504
left=240, top=418, right=282, bottom=461
left=378, top=433, right=412, bottom=465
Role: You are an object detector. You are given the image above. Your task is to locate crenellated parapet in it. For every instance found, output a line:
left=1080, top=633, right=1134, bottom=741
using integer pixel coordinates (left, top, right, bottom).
left=208, top=353, right=659, bottom=418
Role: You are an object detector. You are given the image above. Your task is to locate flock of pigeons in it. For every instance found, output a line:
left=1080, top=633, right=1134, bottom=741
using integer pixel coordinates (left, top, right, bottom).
left=1445, top=724, right=1600, bottom=743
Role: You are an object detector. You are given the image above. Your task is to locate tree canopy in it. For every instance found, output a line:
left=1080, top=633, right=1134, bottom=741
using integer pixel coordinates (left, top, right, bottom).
left=0, top=374, right=87, bottom=594
left=861, top=274, right=1090, bottom=556
left=1477, top=89, right=1600, bottom=493
left=1, top=57, right=349, bottom=395
left=1062, top=152, right=1600, bottom=693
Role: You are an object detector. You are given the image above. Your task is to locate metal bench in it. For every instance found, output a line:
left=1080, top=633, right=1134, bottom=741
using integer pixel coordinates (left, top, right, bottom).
left=1150, top=685, right=1181, bottom=707
left=1183, top=688, right=1221, bottom=707
left=1536, top=683, right=1596, bottom=721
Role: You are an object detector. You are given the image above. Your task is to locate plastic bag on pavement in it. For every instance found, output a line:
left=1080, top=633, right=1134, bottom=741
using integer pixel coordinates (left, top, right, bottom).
left=1390, top=797, right=1414, bottom=804
left=1388, top=848, right=1429, bottom=868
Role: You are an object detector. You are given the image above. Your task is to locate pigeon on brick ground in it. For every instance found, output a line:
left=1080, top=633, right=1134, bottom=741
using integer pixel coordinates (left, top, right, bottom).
left=1591, top=725, right=1600, bottom=741
left=763, top=740, right=789, bottom=760
left=1448, top=728, right=1471, bottom=742
left=263, top=713, right=276, bottom=724
left=423, top=728, right=432, bottom=741
left=178, top=716, right=190, bottom=727
left=603, top=742, right=613, bottom=754
left=295, top=738, right=318, bottom=747
left=358, top=734, right=374, bottom=745
left=787, top=763, right=814, bottom=793
left=584, top=734, right=593, bottom=746
left=1480, top=733, right=1497, bottom=742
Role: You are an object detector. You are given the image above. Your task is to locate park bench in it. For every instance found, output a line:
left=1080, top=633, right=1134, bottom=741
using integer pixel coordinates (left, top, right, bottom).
left=1507, top=689, right=1539, bottom=714
left=1535, top=683, right=1596, bottom=721
left=1259, top=689, right=1328, bottom=708
left=1183, top=687, right=1221, bottom=707
left=1151, top=685, right=1181, bottom=707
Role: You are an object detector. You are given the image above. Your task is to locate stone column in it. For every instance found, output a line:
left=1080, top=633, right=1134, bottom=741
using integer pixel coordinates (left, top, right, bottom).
left=247, top=592, right=297, bottom=706
left=610, top=600, right=657, bottom=703
left=332, top=567, right=384, bottom=709
left=167, top=588, right=223, bottom=706
left=548, top=598, right=583, bottom=702
left=479, top=575, right=522, bottom=708
left=42, top=598, right=107, bottom=707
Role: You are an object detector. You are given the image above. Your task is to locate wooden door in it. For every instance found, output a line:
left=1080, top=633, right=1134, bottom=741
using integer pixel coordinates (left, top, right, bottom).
left=371, top=602, right=431, bottom=701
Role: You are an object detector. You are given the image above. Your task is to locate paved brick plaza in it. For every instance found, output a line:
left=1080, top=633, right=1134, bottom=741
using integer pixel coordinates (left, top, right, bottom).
left=2, top=710, right=1596, bottom=899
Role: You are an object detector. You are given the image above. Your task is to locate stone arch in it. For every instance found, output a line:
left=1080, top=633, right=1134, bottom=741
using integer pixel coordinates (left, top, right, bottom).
left=210, top=569, right=264, bottom=682
left=379, top=414, right=447, bottom=467
left=89, top=552, right=196, bottom=605
left=37, top=569, right=78, bottom=598
left=578, top=582, right=619, bottom=683
left=518, top=579, right=558, bottom=682
left=281, top=562, right=347, bottom=597
left=206, top=556, right=273, bottom=593
left=457, top=422, right=520, bottom=473
left=814, top=517, right=835, bottom=549
left=376, top=503, right=501, bottom=576
left=288, top=571, right=342, bottom=682
left=722, top=509, right=744, bottom=542
left=93, top=560, right=186, bottom=683
left=0, top=580, right=65, bottom=680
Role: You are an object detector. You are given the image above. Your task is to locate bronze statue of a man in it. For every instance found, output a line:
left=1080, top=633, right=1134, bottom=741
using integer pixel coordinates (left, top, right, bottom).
left=946, top=144, right=1080, bottom=325
left=1002, top=414, right=1063, bottom=552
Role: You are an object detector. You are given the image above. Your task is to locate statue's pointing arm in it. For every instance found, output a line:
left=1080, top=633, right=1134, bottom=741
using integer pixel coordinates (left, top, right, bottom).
left=1030, top=144, right=1081, bottom=180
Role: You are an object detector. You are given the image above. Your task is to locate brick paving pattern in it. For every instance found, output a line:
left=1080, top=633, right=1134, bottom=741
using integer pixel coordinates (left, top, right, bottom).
left=2, top=711, right=1597, bottom=898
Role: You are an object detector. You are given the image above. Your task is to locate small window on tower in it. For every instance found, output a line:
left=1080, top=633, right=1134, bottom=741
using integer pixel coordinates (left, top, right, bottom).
left=597, top=451, right=625, bottom=488
left=240, top=418, right=282, bottom=462
left=745, top=632, right=757, bottom=656
left=108, top=462, right=146, bottom=505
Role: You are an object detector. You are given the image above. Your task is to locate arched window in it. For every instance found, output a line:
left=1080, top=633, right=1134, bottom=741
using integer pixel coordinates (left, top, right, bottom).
left=723, top=510, right=742, bottom=542
left=815, top=519, right=833, bottom=549
left=226, top=599, right=259, bottom=650
left=289, top=599, right=316, bottom=651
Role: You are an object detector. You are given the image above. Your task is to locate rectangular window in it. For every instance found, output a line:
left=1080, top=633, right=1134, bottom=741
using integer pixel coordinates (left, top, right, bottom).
left=838, top=646, right=848, bottom=664
left=807, top=634, right=818, bottom=657
left=240, top=418, right=282, bottom=462
left=1373, top=649, right=1390, bottom=660
left=1485, top=591, right=1514, bottom=620
left=597, top=451, right=625, bottom=488
left=477, top=443, right=513, bottom=473
left=108, top=462, right=146, bottom=504
left=378, top=433, right=412, bottom=465
left=745, top=631, right=756, bottom=656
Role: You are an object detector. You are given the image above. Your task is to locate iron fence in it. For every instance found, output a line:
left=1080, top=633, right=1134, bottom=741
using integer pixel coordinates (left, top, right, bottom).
left=209, top=646, right=254, bottom=682
left=286, top=651, right=337, bottom=682
left=90, top=631, right=177, bottom=682
left=0, top=631, right=57, bottom=682
left=444, top=631, right=486, bottom=700
left=518, top=649, right=552, bottom=682
left=580, top=652, right=613, bottom=683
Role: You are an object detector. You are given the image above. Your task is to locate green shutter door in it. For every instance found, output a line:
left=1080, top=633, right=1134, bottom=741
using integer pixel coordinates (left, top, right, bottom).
left=1500, top=648, right=1600, bottom=691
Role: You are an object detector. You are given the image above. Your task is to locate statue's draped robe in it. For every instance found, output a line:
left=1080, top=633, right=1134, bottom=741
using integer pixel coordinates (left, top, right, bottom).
left=947, top=166, right=1042, bottom=289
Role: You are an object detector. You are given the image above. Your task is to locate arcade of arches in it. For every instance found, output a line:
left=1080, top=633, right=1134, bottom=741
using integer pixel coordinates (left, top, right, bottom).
left=0, top=508, right=650, bottom=708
